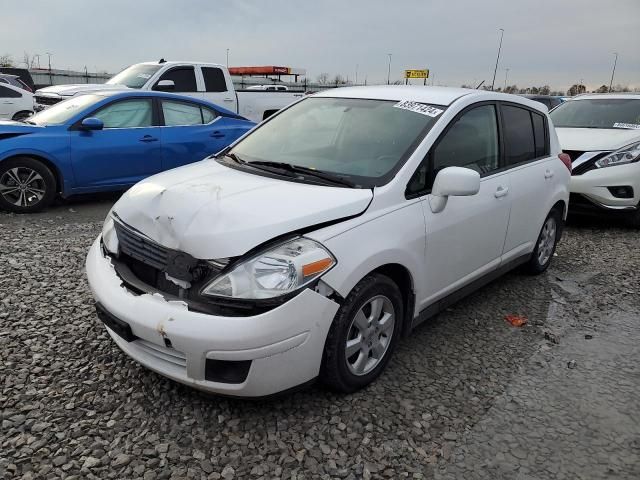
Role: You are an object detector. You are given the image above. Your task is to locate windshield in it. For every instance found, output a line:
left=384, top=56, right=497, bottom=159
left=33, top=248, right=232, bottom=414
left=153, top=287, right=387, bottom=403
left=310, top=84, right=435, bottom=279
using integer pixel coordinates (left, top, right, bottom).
left=106, top=64, right=162, bottom=89
left=550, top=98, right=640, bottom=129
left=228, top=97, right=444, bottom=187
left=29, top=94, right=103, bottom=125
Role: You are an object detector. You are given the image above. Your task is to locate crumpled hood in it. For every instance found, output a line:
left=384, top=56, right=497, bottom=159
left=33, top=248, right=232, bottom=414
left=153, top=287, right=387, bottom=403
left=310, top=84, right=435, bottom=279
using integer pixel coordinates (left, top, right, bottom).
left=112, top=160, right=373, bottom=259
left=556, top=127, right=640, bottom=152
left=36, top=83, right=127, bottom=97
left=0, top=120, right=43, bottom=135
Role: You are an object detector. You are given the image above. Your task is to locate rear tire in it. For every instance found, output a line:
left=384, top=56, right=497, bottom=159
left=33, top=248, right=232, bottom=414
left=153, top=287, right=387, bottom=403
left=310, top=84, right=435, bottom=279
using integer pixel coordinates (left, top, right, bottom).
left=0, top=157, right=57, bottom=213
left=321, top=274, right=403, bottom=393
left=525, top=208, right=563, bottom=275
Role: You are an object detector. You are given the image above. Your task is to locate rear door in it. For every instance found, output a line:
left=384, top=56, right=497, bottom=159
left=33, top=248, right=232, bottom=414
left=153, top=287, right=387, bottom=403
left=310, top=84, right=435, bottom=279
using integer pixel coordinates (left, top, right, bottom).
left=199, top=66, right=237, bottom=112
left=158, top=98, right=232, bottom=170
left=69, top=98, right=162, bottom=188
left=409, top=103, right=512, bottom=304
left=500, top=103, right=555, bottom=260
left=0, top=85, right=23, bottom=118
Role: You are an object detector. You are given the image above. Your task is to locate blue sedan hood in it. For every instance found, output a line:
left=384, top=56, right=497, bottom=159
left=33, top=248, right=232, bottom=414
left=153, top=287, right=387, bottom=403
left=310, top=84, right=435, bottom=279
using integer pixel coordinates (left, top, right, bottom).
left=0, top=120, right=44, bottom=135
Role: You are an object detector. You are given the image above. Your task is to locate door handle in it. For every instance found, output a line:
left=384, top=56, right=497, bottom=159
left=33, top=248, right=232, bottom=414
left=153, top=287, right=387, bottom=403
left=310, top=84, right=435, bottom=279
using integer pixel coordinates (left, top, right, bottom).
left=545, top=169, right=554, bottom=179
left=223, top=98, right=234, bottom=102
left=494, top=185, right=509, bottom=198
left=139, top=135, right=158, bottom=143
left=210, top=131, right=225, bottom=138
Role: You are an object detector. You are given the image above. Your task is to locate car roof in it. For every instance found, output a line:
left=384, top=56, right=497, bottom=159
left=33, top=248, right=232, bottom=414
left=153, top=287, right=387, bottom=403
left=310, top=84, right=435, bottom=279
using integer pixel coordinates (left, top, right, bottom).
left=312, top=85, right=548, bottom=111
left=84, top=90, right=244, bottom=118
left=570, top=93, right=640, bottom=101
left=137, top=60, right=226, bottom=68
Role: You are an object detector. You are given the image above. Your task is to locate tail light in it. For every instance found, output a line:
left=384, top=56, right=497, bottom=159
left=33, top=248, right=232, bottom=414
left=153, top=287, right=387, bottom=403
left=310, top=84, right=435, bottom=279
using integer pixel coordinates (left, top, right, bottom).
left=558, top=153, right=572, bottom=173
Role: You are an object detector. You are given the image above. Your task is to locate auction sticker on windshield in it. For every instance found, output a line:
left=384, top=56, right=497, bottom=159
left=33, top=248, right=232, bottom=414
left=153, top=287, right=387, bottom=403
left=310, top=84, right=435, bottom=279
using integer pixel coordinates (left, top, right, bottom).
left=613, top=122, right=640, bottom=130
left=394, top=100, right=444, bottom=117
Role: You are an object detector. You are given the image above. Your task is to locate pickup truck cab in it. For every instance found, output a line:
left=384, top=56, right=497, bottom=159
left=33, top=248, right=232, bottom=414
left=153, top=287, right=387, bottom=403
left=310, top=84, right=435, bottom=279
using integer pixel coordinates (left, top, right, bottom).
left=34, top=61, right=304, bottom=123
left=87, top=86, right=570, bottom=397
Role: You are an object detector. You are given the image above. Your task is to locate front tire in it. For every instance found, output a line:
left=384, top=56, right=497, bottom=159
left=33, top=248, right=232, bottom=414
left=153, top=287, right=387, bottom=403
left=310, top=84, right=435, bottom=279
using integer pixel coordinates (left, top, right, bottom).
left=12, top=111, right=33, bottom=122
left=321, top=274, right=403, bottom=393
left=526, top=208, right=562, bottom=275
left=0, top=157, right=56, bottom=213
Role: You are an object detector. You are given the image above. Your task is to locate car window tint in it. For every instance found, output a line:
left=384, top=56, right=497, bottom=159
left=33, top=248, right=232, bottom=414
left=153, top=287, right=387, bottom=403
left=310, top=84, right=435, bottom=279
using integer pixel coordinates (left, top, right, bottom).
left=201, top=107, right=217, bottom=123
left=162, top=100, right=203, bottom=126
left=202, top=67, right=227, bottom=92
left=502, top=105, right=536, bottom=166
left=531, top=112, right=547, bottom=157
left=433, top=105, right=500, bottom=176
left=93, top=99, right=153, bottom=128
left=0, top=85, right=21, bottom=98
left=155, top=67, right=197, bottom=92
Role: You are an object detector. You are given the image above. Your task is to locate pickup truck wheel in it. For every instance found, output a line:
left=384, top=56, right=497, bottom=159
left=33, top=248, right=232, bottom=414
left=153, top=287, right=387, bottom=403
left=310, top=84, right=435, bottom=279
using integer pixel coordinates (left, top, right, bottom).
left=0, top=157, right=56, bottom=213
left=321, top=273, right=403, bottom=393
left=526, top=208, right=562, bottom=275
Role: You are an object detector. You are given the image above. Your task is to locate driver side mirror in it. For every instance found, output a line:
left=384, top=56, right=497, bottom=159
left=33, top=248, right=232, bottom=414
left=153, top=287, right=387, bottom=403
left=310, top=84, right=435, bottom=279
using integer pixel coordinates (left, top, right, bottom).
left=154, top=79, right=175, bottom=91
left=80, top=117, right=104, bottom=131
left=429, top=167, right=480, bottom=213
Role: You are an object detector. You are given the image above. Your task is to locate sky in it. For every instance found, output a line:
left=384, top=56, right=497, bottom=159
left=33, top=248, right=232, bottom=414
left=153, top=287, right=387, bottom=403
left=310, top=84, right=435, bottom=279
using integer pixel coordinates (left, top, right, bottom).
left=2, top=0, right=639, bottom=91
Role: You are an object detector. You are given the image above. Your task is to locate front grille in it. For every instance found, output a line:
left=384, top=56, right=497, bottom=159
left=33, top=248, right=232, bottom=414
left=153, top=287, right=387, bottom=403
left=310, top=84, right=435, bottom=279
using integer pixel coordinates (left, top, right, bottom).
left=35, top=95, right=62, bottom=106
left=135, top=339, right=187, bottom=370
left=114, top=221, right=169, bottom=271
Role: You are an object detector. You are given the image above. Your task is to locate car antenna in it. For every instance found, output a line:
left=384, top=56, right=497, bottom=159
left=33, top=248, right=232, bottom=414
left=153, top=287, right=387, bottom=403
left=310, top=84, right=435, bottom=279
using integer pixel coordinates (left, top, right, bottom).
left=159, top=58, right=166, bottom=64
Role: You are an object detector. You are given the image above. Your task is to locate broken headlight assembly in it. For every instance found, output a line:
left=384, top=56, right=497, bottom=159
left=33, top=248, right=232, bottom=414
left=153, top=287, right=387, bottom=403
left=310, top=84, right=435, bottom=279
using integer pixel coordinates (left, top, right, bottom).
left=201, top=237, right=336, bottom=300
left=101, top=213, right=119, bottom=255
left=595, top=141, right=640, bottom=169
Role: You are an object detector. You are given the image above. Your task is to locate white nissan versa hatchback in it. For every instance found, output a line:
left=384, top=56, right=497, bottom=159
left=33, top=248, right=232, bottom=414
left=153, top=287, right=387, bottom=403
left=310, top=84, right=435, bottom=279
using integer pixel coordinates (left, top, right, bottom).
left=86, top=86, right=570, bottom=397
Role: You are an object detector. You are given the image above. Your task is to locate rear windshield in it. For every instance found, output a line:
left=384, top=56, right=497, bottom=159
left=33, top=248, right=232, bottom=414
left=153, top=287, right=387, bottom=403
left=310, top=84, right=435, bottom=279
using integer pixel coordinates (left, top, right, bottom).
left=228, top=97, right=445, bottom=187
left=550, top=98, right=640, bottom=129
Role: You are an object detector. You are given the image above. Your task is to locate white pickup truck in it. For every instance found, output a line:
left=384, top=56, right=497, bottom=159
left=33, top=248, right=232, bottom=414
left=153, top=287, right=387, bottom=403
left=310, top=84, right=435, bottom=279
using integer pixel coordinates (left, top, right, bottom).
left=34, top=60, right=305, bottom=123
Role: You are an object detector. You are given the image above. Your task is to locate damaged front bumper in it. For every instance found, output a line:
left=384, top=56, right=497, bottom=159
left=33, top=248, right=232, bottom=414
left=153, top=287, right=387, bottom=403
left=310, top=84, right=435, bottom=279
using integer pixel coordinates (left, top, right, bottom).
left=85, top=237, right=340, bottom=397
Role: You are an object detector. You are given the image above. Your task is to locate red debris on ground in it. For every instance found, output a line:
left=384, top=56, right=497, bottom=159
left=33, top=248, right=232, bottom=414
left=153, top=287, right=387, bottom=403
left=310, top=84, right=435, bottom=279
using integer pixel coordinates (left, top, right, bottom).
left=505, top=314, right=528, bottom=327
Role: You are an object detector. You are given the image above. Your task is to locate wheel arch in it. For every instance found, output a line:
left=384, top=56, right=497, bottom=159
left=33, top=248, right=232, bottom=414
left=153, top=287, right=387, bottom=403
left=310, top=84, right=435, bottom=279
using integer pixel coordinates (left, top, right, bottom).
left=0, top=153, right=64, bottom=194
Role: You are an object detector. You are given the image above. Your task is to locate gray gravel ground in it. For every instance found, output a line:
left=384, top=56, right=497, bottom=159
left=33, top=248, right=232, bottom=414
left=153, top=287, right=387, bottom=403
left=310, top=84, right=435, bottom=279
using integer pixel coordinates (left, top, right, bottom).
left=1, top=198, right=639, bottom=480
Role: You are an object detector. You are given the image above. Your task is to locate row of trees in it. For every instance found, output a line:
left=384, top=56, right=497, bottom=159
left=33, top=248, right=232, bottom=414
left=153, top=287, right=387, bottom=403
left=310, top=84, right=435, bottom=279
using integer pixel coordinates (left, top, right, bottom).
left=460, top=83, right=638, bottom=96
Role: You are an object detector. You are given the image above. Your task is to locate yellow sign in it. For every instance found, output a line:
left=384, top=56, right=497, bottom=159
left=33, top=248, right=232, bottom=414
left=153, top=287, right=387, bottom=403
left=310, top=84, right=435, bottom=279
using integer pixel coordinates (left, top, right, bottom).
left=405, top=69, right=429, bottom=79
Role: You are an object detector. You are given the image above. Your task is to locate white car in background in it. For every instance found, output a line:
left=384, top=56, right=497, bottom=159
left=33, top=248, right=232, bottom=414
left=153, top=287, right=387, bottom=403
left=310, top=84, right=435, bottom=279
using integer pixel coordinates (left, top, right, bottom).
left=550, top=93, right=640, bottom=227
left=0, top=81, right=34, bottom=121
left=86, top=86, right=570, bottom=397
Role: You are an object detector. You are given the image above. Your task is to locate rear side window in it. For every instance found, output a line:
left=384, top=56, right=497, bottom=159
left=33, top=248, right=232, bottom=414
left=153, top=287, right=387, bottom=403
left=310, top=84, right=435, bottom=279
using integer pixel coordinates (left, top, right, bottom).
left=155, top=67, right=197, bottom=92
left=0, top=85, right=21, bottom=98
left=202, top=67, right=227, bottom=92
left=531, top=112, right=547, bottom=158
left=502, top=105, right=536, bottom=166
left=161, top=100, right=218, bottom=125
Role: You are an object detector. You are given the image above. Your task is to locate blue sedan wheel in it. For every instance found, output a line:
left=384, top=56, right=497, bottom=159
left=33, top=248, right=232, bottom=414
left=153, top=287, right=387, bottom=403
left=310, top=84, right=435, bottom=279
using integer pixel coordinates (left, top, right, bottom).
left=0, top=157, right=57, bottom=213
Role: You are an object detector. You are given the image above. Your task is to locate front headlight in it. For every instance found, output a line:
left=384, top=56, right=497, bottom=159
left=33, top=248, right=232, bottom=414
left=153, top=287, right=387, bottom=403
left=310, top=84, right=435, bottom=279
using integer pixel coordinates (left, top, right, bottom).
left=201, top=237, right=336, bottom=300
left=101, top=213, right=119, bottom=255
left=595, top=141, right=640, bottom=168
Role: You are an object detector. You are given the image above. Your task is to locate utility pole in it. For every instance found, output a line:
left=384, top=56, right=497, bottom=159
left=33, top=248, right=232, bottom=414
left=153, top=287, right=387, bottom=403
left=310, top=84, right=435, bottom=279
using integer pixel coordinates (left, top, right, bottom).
left=490, top=28, right=504, bottom=91
left=387, top=54, right=392, bottom=85
left=608, top=52, right=618, bottom=93
left=355, top=64, right=358, bottom=85
left=46, top=52, right=53, bottom=86
left=226, top=49, right=229, bottom=68
left=503, top=68, right=509, bottom=91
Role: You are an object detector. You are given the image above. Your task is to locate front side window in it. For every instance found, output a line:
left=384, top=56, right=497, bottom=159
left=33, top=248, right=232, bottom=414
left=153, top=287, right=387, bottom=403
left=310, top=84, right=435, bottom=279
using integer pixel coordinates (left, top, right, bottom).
left=550, top=98, right=640, bottom=129
left=502, top=105, right=536, bottom=166
left=228, top=97, right=443, bottom=187
left=202, top=67, right=227, bottom=92
left=93, top=99, right=153, bottom=128
left=106, top=64, right=162, bottom=89
left=154, top=67, right=197, bottom=92
left=162, top=100, right=214, bottom=126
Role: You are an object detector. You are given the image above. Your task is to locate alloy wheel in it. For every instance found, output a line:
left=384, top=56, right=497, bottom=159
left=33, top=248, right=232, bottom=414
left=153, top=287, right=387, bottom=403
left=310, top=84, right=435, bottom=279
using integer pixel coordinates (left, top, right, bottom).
left=0, top=167, right=46, bottom=208
left=537, top=216, right=557, bottom=266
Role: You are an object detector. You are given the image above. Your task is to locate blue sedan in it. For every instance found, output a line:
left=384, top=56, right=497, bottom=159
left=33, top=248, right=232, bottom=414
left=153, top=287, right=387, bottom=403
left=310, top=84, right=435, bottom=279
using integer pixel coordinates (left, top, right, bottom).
left=0, top=90, right=255, bottom=212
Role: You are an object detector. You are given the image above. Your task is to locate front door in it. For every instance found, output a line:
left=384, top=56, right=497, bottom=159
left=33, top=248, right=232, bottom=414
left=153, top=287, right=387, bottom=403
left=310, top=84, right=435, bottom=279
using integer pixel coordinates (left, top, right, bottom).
left=69, top=98, right=162, bottom=189
left=408, top=103, right=511, bottom=306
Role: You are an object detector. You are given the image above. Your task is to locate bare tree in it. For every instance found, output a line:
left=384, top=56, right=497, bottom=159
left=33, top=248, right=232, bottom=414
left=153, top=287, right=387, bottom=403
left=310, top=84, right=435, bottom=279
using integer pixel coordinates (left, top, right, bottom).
left=596, top=84, right=609, bottom=93
left=332, top=74, right=346, bottom=86
left=0, top=54, right=14, bottom=67
left=567, top=84, right=586, bottom=96
left=317, top=73, right=330, bottom=85
left=538, top=85, right=551, bottom=95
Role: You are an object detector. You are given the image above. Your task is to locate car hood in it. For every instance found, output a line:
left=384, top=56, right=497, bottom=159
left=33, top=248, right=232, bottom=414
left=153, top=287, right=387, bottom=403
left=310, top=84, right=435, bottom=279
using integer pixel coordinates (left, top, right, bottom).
left=556, top=127, right=640, bottom=152
left=112, top=160, right=373, bottom=259
left=36, top=83, right=127, bottom=97
left=0, top=120, right=44, bottom=135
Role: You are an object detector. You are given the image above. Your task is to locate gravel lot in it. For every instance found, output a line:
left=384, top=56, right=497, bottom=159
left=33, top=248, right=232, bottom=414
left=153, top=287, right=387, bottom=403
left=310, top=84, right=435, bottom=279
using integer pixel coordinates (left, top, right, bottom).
left=1, top=197, right=639, bottom=480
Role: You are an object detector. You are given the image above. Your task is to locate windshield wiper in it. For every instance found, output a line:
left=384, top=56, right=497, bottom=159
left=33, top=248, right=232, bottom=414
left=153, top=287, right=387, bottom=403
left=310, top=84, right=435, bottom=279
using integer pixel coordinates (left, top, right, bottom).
left=248, top=161, right=356, bottom=187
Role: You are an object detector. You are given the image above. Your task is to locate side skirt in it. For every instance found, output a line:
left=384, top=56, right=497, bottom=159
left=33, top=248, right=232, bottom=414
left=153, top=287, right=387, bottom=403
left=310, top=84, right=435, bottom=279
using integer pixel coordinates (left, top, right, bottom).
left=410, top=253, right=531, bottom=330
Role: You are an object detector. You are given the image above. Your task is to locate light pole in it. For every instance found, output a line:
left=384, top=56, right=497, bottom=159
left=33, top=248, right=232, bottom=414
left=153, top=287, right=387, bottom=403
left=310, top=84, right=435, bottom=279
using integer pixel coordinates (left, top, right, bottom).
left=608, top=52, right=618, bottom=93
left=226, top=49, right=229, bottom=68
left=387, top=54, right=392, bottom=85
left=504, top=68, right=510, bottom=91
left=46, top=52, right=53, bottom=85
left=490, top=28, right=504, bottom=91
left=355, top=64, right=358, bottom=85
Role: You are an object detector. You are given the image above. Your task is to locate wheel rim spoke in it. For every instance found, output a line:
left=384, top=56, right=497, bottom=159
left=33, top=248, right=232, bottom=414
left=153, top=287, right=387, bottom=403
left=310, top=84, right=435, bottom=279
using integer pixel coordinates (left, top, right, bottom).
left=353, top=310, right=369, bottom=333
left=345, top=337, right=362, bottom=357
left=368, top=298, right=383, bottom=323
